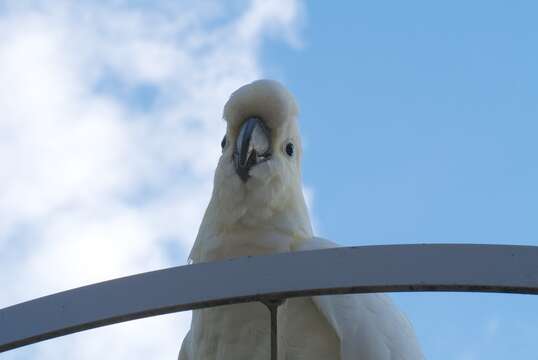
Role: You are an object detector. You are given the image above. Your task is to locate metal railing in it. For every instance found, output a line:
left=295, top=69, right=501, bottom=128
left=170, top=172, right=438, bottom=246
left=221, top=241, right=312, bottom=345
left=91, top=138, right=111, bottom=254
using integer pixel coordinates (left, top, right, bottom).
left=2, top=244, right=538, bottom=357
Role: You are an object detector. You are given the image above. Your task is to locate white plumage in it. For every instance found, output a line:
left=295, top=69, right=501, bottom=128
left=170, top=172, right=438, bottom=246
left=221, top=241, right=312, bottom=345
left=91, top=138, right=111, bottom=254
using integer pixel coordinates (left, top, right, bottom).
left=179, top=80, right=423, bottom=359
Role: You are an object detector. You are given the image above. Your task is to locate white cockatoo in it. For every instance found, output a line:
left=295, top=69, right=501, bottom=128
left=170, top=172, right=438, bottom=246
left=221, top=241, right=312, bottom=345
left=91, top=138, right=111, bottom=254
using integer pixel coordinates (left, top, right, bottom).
left=179, top=80, right=423, bottom=360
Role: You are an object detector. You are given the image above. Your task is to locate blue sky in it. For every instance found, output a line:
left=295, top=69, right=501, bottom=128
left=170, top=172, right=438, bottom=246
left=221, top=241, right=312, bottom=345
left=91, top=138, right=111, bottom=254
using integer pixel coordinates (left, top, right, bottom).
left=1, top=1, right=537, bottom=359
left=264, top=2, right=538, bottom=359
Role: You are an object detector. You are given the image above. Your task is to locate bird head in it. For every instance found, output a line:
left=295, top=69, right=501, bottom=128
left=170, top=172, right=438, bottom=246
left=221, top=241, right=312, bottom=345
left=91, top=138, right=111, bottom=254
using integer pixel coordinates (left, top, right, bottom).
left=222, top=79, right=301, bottom=183
left=189, top=80, right=312, bottom=263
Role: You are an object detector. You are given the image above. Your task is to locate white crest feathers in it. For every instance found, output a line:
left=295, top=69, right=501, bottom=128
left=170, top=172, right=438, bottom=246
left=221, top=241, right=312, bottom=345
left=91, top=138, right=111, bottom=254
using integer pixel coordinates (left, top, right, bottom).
left=223, top=79, right=299, bottom=130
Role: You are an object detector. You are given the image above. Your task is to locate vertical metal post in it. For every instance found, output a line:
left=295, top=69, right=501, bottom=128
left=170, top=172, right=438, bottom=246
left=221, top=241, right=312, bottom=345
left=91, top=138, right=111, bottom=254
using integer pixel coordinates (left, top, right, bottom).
left=262, top=299, right=284, bottom=360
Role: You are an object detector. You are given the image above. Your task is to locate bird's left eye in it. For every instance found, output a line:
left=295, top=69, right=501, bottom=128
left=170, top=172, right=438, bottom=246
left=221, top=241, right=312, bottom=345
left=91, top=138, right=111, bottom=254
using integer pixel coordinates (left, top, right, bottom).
left=285, top=142, right=294, bottom=157
left=221, top=135, right=227, bottom=150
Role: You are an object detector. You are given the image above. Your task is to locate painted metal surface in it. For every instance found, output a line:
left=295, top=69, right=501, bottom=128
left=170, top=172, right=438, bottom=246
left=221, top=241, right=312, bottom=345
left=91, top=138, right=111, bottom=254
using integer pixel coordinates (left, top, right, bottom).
left=262, top=299, right=285, bottom=360
left=1, top=244, right=538, bottom=353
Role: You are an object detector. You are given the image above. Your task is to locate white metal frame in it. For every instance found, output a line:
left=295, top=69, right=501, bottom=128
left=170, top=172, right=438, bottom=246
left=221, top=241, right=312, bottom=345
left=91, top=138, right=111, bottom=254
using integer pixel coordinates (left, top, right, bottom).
left=2, top=244, right=538, bottom=357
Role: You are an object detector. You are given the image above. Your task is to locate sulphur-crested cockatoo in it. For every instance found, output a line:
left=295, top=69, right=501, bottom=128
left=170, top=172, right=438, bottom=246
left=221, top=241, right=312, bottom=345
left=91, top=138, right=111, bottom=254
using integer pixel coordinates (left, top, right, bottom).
left=179, top=80, right=423, bottom=360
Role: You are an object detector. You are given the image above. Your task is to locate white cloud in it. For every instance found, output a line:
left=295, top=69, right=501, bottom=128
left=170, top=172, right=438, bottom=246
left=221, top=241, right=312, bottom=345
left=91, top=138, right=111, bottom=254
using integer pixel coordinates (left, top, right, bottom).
left=0, top=1, right=303, bottom=358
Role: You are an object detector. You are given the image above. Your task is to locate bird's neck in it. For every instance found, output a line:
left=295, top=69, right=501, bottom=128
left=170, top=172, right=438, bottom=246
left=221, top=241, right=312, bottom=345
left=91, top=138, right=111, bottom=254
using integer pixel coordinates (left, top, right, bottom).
left=189, top=188, right=313, bottom=263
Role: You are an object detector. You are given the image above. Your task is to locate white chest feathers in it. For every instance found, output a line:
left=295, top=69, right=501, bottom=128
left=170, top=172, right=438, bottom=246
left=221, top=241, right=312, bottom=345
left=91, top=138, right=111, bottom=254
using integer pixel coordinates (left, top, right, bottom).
left=190, top=297, right=339, bottom=360
left=196, top=228, right=302, bottom=263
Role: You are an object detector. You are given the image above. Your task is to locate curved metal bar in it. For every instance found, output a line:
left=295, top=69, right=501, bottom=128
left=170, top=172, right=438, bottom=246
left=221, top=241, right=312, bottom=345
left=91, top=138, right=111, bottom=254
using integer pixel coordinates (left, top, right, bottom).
left=2, top=244, right=538, bottom=352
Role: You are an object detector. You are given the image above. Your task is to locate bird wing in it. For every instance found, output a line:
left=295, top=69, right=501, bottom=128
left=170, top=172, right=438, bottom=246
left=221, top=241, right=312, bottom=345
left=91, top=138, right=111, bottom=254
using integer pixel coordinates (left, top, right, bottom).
left=295, top=238, right=424, bottom=360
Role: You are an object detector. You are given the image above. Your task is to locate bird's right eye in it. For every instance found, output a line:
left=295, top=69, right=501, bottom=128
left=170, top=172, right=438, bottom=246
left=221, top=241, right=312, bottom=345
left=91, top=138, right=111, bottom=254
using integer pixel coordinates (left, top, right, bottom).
left=221, top=135, right=227, bottom=150
left=285, top=142, right=294, bottom=157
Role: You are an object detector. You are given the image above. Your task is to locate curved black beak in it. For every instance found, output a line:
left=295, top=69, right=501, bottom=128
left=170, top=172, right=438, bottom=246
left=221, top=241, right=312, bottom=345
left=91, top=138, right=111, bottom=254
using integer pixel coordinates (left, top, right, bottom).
left=234, top=117, right=272, bottom=182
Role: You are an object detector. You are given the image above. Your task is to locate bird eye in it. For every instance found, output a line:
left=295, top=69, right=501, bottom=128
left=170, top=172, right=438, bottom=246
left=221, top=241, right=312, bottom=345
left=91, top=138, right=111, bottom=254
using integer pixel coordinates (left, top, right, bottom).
left=221, top=135, right=226, bottom=150
left=285, top=142, right=294, bottom=157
